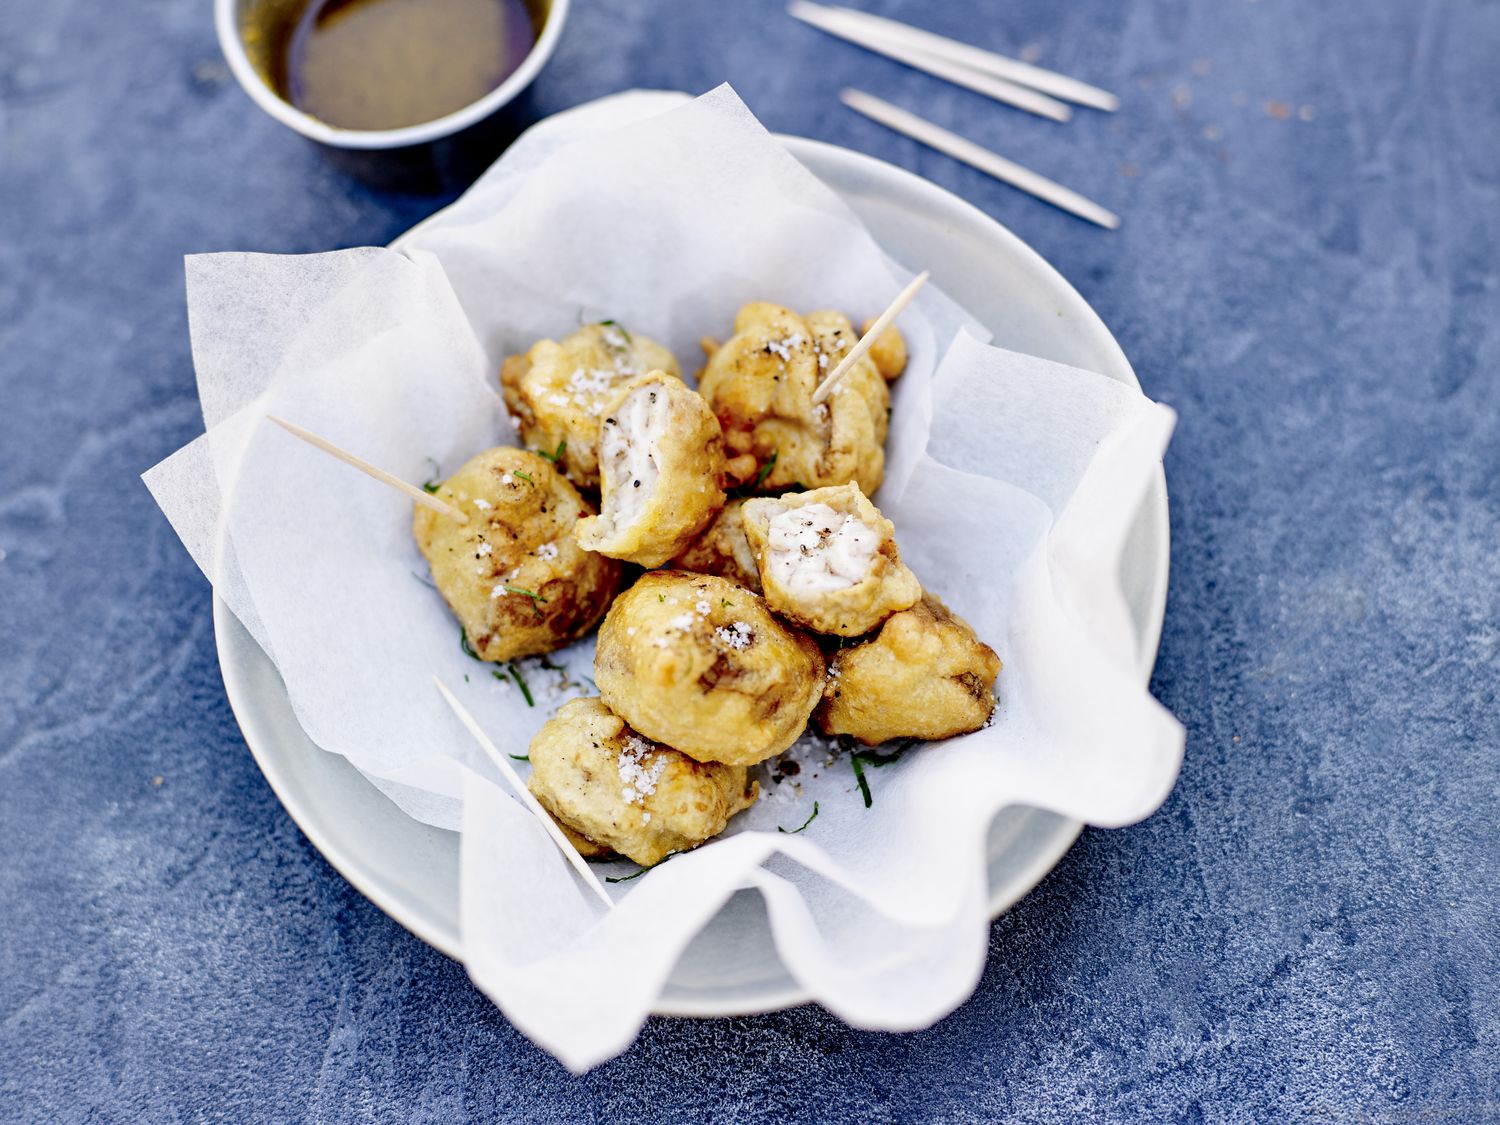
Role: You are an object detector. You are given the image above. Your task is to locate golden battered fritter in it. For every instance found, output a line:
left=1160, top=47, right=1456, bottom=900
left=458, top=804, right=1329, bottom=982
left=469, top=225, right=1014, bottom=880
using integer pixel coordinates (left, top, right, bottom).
left=697, top=302, right=895, bottom=496
left=500, top=322, right=680, bottom=491
left=670, top=498, right=762, bottom=593
left=594, top=571, right=825, bottom=766
left=816, top=593, right=1001, bottom=745
left=527, top=697, right=758, bottom=867
left=413, top=448, right=622, bottom=662
left=742, top=483, right=921, bottom=637
left=861, top=316, right=909, bottom=382
left=573, top=371, right=727, bottom=567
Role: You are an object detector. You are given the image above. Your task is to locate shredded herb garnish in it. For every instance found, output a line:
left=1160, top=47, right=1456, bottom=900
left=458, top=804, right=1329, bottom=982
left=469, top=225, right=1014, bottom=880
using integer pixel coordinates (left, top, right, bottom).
left=749, top=451, right=778, bottom=492
left=850, top=754, right=872, bottom=808
left=657, top=594, right=666, bottom=603
left=537, top=440, right=566, bottom=464
left=460, top=627, right=482, bottom=661
left=598, top=319, right=633, bottom=345
left=504, top=586, right=546, bottom=619
left=508, top=753, right=530, bottom=762
left=606, top=867, right=649, bottom=884
left=513, top=469, right=534, bottom=485
left=721, top=597, right=733, bottom=608
left=778, top=801, right=820, bottom=834
left=501, top=666, right=537, bottom=708
left=845, top=740, right=921, bottom=808
left=421, top=480, right=441, bottom=494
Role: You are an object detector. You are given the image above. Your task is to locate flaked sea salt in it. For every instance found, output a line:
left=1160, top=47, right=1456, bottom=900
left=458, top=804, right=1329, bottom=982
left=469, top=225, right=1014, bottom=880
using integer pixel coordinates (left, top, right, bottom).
left=714, top=621, right=754, bottom=650
left=618, top=734, right=667, bottom=805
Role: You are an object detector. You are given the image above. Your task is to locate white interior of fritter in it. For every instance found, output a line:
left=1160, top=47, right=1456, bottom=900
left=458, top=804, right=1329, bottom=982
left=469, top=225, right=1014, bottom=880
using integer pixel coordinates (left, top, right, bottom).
left=598, top=384, right=668, bottom=533
left=765, top=502, right=878, bottom=593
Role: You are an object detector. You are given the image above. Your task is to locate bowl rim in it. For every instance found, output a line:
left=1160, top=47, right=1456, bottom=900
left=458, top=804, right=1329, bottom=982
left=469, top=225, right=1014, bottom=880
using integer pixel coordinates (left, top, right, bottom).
left=214, top=0, right=572, bottom=149
left=211, top=131, right=1170, bottom=1019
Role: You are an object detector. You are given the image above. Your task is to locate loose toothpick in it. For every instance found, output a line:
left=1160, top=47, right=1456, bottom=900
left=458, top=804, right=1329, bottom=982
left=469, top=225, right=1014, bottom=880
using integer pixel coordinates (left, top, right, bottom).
left=840, top=90, right=1122, bottom=231
left=265, top=415, right=468, bottom=523
left=790, top=2, right=1120, bottom=113
left=811, top=270, right=930, bottom=405
left=432, top=676, right=615, bottom=909
left=789, top=2, right=1071, bottom=123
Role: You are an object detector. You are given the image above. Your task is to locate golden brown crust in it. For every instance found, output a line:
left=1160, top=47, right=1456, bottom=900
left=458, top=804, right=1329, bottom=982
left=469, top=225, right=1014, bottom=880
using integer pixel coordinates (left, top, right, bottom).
left=412, top=448, right=623, bottom=662
left=500, top=323, right=680, bottom=491
left=669, top=498, right=762, bottom=593
left=594, top=571, right=825, bottom=766
left=696, top=302, right=891, bottom=496
left=527, top=698, right=758, bottom=867
left=556, top=820, right=612, bottom=859
left=816, top=593, right=1001, bottom=745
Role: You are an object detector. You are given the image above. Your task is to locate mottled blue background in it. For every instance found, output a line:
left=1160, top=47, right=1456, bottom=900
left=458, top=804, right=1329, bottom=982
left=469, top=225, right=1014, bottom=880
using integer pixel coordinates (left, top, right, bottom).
left=3, top=0, right=1497, bottom=1119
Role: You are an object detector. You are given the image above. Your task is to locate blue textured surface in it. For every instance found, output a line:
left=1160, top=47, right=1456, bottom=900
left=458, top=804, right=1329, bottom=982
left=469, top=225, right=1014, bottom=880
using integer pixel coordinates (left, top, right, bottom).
left=3, top=0, right=1498, bottom=1118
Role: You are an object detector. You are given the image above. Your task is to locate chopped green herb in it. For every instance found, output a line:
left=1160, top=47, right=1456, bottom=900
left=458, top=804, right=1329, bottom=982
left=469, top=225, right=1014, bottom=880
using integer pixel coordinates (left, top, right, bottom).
left=606, top=867, right=649, bottom=884
left=503, top=586, right=547, bottom=619
left=421, top=480, right=441, bottom=494
left=750, top=450, right=778, bottom=491
left=413, top=570, right=437, bottom=590
left=508, top=664, right=534, bottom=706
left=513, top=469, right=535, bottom=485
left=721, top=597, right=733, bottom=608
left=460, top=627, right=482, bottom=661
left=536, top=440, right=566, bottom=464
left=658, top=594, right=666, bottom=603
left=536, top=656, right=564, bottom=673
left=508, top=754, right=530, bottom=763
left=493, top=665, right=534, bottom=706
left=778, top=801, right=820, bottom=834
left=859, top=740, right=920, bottom=769
left=850, top=754, right=872, bottom=808
left=598, top=319, right=633, bottom=345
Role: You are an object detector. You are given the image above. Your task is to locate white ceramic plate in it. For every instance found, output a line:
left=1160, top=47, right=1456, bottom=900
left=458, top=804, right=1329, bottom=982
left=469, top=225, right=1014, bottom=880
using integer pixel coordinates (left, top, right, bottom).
left=214, top=136, right=1170, bottom=1018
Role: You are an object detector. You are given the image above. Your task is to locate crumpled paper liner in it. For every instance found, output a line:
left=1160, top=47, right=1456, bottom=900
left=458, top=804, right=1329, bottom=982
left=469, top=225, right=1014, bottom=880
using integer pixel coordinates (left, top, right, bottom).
left=145, top=86, right=1182, bottom=1071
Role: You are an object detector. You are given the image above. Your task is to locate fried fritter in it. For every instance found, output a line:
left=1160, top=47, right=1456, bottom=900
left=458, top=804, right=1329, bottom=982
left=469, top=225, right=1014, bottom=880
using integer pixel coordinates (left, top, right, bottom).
left=500, top=322, right=680, bottom=491
left=696, top=302, right=895, bottom=496
left=861, top=316, right=909, bottom=381
left=816, top=593, right=1001, bottom=745
left=527, top=697, right=758, bottom=867
left=413, top=448, right=622, bottom=661
left=741, top=483, right=921, bottom=637
left=594, top=571, right=825, bottom=766
left=573, top=371, right=727, bottom=567
left=670, top=498, right=762, bottom=593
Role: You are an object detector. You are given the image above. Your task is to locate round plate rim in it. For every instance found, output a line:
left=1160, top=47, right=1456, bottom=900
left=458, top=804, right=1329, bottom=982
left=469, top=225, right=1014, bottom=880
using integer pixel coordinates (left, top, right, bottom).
left=213, top=131, right=1170, bottom=1020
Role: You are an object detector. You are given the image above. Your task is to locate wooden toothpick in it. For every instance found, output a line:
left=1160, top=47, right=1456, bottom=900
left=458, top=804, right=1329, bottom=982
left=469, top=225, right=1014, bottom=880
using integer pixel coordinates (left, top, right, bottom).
left=265, top=415, right=468, bottom=523
left=811, top=270, right=930, bottom=405
left=432, top=676, right=615, bottom=909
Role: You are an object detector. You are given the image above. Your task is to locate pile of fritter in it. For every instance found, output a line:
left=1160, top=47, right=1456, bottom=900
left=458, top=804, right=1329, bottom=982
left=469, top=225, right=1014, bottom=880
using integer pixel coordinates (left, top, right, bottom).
left=416, top=305, right=1001, bottom=866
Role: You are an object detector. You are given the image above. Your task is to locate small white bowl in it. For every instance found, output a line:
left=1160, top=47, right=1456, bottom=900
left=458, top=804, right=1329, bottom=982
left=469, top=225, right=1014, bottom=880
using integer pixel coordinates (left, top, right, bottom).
left=215, top=0, right=571, bottom=186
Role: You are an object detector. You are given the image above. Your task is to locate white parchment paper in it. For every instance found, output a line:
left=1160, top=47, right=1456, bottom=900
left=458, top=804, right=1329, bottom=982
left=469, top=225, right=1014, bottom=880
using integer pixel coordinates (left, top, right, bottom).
left=145, top=86, right=1183, bottom=1071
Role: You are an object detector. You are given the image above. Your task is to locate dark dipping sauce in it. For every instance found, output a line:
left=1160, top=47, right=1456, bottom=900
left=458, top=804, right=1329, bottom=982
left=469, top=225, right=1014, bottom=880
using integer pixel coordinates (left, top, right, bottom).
left=278, top=0, right=541, bottom=131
